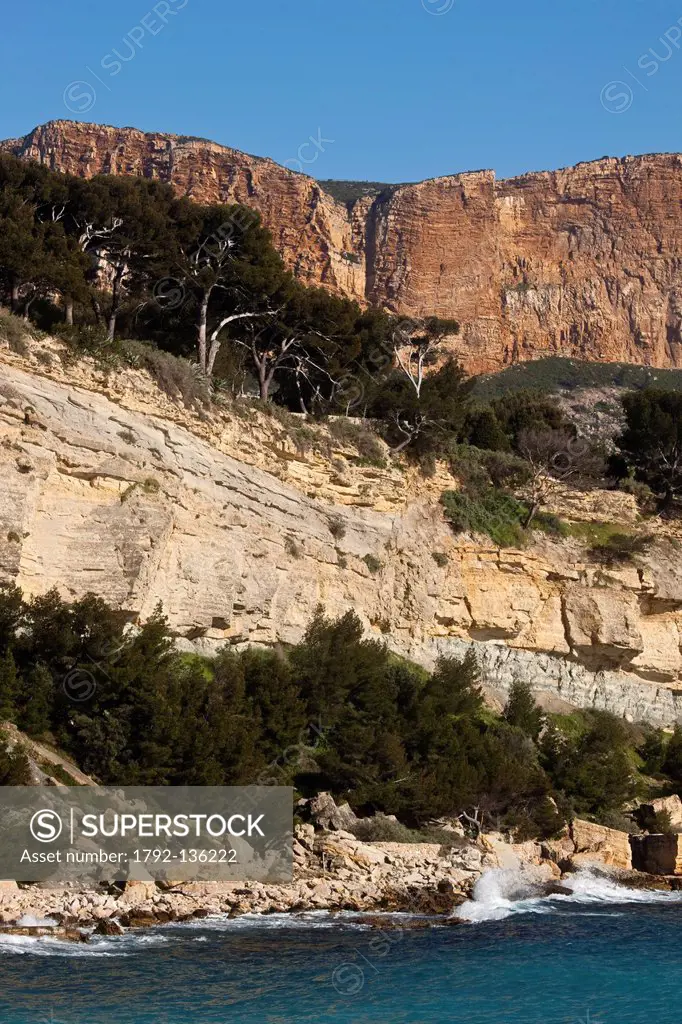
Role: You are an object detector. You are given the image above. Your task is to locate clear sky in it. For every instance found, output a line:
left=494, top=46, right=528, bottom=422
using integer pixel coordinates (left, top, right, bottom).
left=1, top=0, right=682, bottom=183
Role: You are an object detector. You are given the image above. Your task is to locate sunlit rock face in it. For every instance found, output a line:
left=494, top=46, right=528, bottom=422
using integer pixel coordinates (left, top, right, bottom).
left=3, top=339, right=682, bottom=727
left=6, top=122, right=682, bottom=373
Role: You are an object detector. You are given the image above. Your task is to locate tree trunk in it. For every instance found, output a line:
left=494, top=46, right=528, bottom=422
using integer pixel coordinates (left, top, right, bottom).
left=258, top=368, right=272, bottom=402
left=107, top=263, right=127, bottom=342
left=91, top=295, right=104, bottom=326
left=206, top=337, right=220, bottom=378
left=10, top=282, right=20, bottom=314
left=197, top=292, right=210, bottom=373
left=65, top=296, right=74, bottom=326
left=523, top=500, right=539, bottom=529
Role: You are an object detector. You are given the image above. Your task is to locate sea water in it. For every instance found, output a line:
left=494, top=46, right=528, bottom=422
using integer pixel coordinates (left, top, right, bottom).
left=0, top=870, right=680, bottom=1023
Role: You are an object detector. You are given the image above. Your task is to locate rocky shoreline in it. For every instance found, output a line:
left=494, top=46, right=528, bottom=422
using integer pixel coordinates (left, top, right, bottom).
left=0, top=821, right=677, bottom=944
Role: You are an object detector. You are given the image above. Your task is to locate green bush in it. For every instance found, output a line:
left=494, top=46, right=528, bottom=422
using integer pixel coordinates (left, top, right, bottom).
left=431, top=551, right=449, bottom=568
left=0, top=312, right=31, bottom=356
left=0, top=737, right=31, bottom=785
left=532, top=511, right=569, bottom=538
left=590, top=532, right=653, bottom=565
left=441, top=489, right=527, bottom=547
left=351, top=814, right=424, bottom=844
left=54, top=323, right=117, bottom=361
left=362, top=553, right=383, bottom=574
left=448, top=444, right=531, bottom=495
left=617, top=476, right=657, bottom=512
left=327, top=418, right=386, bottom=467
left=472, top=357, right=682, bottom=401
left=122, top=340, right=210, bottom=409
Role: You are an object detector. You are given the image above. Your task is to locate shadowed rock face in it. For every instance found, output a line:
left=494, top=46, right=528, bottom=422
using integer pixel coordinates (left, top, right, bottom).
left=5, top=121, right=682, bottom=373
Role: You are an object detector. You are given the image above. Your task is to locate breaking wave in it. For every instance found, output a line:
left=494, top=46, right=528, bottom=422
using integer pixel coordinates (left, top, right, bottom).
left=455, top=867, right=682, bottom=923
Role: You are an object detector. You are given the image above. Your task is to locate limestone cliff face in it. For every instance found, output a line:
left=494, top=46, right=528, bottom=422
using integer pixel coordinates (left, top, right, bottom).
left=3, top=336, right=682, bottom=726
left=0, top=121, right=365, bottom=299
left=5, top=122, right=682, bottom=373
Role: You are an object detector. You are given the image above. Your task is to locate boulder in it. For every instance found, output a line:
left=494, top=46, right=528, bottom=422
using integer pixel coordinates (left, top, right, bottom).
left=308, top=793, right=358, bottom=832
left=637, top=794, right=682, bottom=831
left=94, top=918, right=124, bottom=936
left=631, top=834, right=682, bottom=875
left=570, top=819, right=632, bottom=870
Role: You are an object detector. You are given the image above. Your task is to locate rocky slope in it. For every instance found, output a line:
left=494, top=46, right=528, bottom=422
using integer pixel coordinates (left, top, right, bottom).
left=2, top=330, right=682, bottom=725
left=5, top=121, right=682, bottom=373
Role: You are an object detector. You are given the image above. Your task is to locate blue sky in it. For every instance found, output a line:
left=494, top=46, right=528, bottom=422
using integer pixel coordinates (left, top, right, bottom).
left=1, top=0, right=682, bottom=183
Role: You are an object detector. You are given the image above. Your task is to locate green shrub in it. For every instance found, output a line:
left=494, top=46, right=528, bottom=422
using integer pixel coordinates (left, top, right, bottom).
left=448, top=444, right=531, bottom=494
left=122, top=340, right=210, bottom=409
left=0, top=312, right=31, bottom=356
left=362, top=554, right=382, bottom=574
left=42, top=762, right=80, bottom=786
left=532, top=511, right=569, bottom=537
left=617, top=477, right=656, bottom=511
left=285, top=536, right=302, bottom=558
left=590, top=532, right=653, bottom=565
left=54, top=323, right=117, bottom=361
left=643, top=809, right=674, bottom=835
left=0, top=737, right=31, bottom=785
left=472, top=357, right=682, bottom=401
left=328, top=517, right=346, bottom=541
left=431, top=551, right=449, bottom=568
left=351, top=814, right=467, bottom=847
left=327, top=418, right=386, bottom=467
left=351, top=814, right=425, bottom=844
left=441, top=489, right=527, bottom=547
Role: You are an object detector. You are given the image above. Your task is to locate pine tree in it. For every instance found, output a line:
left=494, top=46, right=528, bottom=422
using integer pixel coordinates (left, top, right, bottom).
left=504, top=680, right=544, bottom=741
left=18, top=663, right=53, bottom=736
left=0, top=651, right=18, bottom=723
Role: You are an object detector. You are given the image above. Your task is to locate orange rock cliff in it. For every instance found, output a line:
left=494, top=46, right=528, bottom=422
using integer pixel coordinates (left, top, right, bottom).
left=4, top=120, right=682, bottom=374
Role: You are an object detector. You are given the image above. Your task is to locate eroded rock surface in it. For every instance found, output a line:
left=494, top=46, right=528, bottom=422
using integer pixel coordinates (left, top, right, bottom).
left=7, top=122, right=682, bottom=373
left=2, top=341, right=682, bottom=724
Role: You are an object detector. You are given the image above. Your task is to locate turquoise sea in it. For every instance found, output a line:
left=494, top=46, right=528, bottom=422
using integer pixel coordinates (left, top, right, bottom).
left=0, top=871, right=680, bottom=1024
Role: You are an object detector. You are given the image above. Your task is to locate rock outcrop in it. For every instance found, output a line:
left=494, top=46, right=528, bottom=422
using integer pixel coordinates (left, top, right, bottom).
left=3, top=333, right=682, bottom=725
left=5, top=121, right=682, bottom=373
left=631, top=834, right=682, bottom=876
left=569, top=819, right=633, bottom=871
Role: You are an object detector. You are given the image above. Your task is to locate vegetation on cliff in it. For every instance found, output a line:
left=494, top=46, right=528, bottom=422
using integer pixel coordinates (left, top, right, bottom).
left=4, top=153, right=682, bottom=547
left=0, top=583, right=676, bottom=839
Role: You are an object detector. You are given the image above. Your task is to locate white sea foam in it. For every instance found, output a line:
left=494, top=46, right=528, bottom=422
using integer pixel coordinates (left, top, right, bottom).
left=0, top=910, right=373, bottom=957
left=15, top=914, right=58, bottom=927
left=455, top=867, right=682, bottom=924
left=167, top=910, right=372, bottom=933
left=0, top=929, right=171, bottom=958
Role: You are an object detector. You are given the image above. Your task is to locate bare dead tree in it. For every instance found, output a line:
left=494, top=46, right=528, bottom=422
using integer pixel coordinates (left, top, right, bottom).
left=392, top=317, right=459, bottom=397
left=517, top=427, right=605, bottom=528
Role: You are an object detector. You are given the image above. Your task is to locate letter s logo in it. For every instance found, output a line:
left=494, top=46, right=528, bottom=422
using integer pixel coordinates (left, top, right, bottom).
left=600, top=81, right=634, bottom=115
left=30, top=809, right=63, bottom=843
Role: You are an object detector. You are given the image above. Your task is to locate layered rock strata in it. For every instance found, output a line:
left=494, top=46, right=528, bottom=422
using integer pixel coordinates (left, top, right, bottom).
left=2, top=337, right=682, bottom=724
left=5, top=122, right=682, bottom=372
